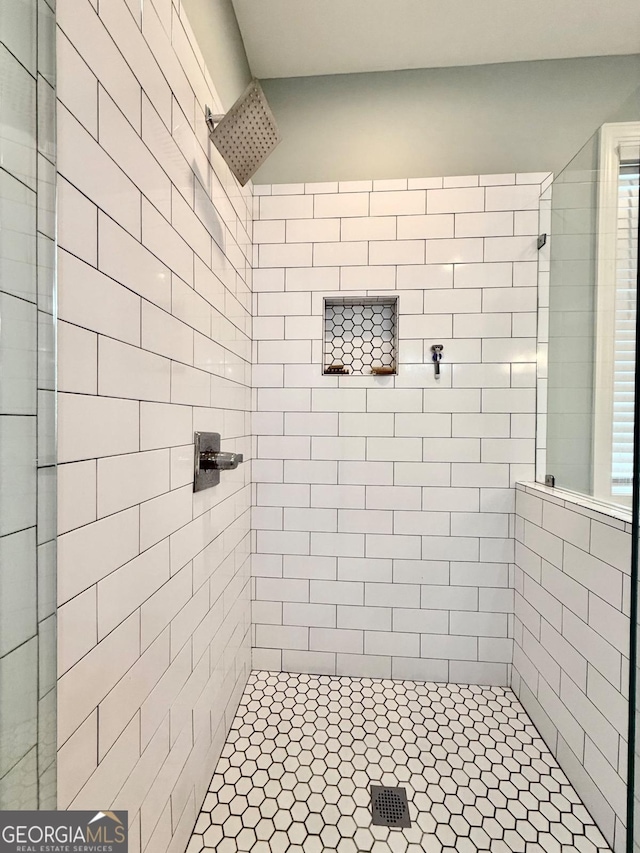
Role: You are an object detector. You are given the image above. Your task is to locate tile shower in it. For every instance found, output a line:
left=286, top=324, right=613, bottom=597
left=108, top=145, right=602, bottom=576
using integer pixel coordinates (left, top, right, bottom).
left=0, top=2, right=636, bottom=853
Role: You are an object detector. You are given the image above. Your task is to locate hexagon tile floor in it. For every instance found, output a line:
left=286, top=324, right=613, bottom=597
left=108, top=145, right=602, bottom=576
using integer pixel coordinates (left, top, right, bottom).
left=186, top=671, right=611, bottom=853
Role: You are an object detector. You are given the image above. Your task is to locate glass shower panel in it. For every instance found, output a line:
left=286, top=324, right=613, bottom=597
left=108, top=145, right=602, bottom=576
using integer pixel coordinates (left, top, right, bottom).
left=0, top=0, right=56, bottom=808
left=544, top=132, right=600, bottom=495
left=544, top=117, right=640, bottom=508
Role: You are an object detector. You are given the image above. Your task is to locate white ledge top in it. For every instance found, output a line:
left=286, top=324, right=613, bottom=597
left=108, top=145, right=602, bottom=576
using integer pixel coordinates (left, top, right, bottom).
left=517, top=481, right=632, bottom=529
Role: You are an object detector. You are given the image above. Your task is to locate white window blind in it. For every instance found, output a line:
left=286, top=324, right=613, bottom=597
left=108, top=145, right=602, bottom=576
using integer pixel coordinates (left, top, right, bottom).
left=611, top=160, right=639, bottom=495
left=594, top=124, right=640, bottom=506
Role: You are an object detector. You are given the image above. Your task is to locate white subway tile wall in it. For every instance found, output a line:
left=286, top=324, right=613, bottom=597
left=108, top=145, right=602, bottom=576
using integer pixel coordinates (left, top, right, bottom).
left=511, top=483, right=631, bottom=852
left=252, top=173, right=547, bottom=685
left=56, top=2, right=252, bottom=852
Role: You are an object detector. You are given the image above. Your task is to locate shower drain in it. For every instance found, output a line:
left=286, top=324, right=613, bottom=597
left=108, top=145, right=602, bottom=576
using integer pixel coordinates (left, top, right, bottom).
left=370, top=785, right=411, bottom=828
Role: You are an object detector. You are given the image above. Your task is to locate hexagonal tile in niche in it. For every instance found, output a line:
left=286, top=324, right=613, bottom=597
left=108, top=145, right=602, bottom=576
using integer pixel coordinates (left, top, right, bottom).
left=323, top=297, right=397, bottom=375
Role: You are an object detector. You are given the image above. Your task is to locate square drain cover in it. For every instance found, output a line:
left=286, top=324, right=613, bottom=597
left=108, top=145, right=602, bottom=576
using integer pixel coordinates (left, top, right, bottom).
left=370, top=785, right=411, bottom=828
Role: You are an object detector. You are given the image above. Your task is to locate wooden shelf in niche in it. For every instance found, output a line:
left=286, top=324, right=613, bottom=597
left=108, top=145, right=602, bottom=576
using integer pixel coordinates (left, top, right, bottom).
left=323, top=296, right=398, bottom=376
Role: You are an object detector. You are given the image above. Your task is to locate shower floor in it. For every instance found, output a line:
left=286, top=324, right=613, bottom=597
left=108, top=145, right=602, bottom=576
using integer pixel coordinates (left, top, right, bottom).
left=186, top=672, right=611, bottom=853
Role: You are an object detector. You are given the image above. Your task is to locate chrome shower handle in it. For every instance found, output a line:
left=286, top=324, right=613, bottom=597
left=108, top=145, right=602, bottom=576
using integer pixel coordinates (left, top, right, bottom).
left=200, top=450, right=244, bottom=471
left=194, top=432, right=244, bottom=491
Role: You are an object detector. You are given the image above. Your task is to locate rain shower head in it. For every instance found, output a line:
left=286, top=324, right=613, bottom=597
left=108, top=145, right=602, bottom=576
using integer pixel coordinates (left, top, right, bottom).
left=205, top=79, right=281, bottom=186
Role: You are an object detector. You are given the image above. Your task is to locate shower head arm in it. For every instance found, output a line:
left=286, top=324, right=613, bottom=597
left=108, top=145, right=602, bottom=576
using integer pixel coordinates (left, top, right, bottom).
left=205, top=106, right=225, bottom=135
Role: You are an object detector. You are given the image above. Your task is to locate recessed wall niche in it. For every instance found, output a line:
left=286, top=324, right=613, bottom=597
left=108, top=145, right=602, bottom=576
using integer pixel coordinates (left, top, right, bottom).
left=323, top=296, right=398, bottom=376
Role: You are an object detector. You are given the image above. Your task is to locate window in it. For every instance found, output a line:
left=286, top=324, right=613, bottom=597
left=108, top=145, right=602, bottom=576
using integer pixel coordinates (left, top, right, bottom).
left=593, top=123, right=640, bottom=504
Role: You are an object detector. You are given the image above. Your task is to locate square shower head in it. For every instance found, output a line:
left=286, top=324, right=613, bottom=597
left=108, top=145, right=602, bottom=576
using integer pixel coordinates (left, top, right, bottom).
left=207, top=79, right=281, bottom=186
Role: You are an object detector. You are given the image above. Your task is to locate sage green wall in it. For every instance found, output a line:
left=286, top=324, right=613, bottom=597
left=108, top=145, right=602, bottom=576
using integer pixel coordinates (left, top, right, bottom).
left=181, top=0, right=251, bottom=110
left=255, top=54, right=640, bottom=184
